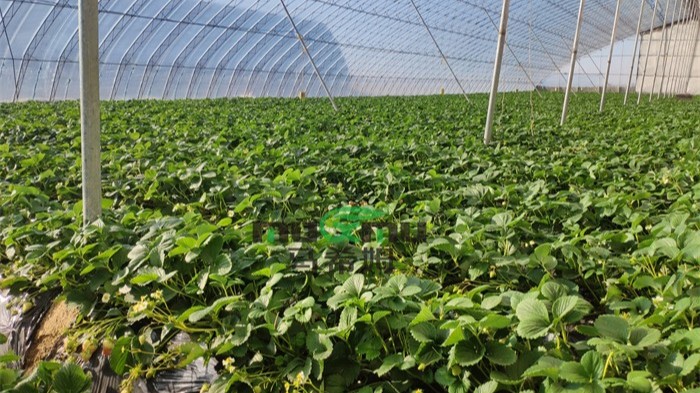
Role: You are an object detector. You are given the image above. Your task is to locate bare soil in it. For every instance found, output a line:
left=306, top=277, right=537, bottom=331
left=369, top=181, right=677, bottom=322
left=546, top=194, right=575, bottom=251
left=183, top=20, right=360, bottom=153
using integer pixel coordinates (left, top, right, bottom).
left=24, top=301, right=78, bottom=373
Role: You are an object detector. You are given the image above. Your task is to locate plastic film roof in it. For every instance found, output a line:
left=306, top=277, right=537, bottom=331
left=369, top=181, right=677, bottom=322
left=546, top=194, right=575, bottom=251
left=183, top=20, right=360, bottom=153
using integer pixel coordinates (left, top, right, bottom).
left=0, top=0, right=691, bottom=101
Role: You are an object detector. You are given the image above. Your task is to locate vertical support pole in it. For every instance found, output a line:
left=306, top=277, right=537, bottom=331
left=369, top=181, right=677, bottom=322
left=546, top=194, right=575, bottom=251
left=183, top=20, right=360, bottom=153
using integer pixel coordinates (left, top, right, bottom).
left=651, top=0, right=671, bottom=101
left=600, top=0, right=622, bottom=112
left=484, top=0, right=510, bottom=145
left=625, top=0, right=646, bottom=105
left=409, top=0, right=471, bottom=103
left=659, top=0, right=680, bottom=98
left=686, top=5, right=700, bottom=93
left=677, top=0, right=695, bottom=93
left=673, top=0, right=697, bottom=94
left=668, top=0, right=688, bottom=95
left=561, top=0, right=585, bottom=126
left=279, top=0, right=338, bottom=111
left=79, top=0, right=101, bottom=225
left=639, top=0, right=660, bottom=103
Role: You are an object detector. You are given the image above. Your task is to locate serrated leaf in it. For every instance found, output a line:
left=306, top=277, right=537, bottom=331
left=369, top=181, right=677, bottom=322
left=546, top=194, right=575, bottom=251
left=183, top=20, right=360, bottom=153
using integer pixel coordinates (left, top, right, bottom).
left=474, top=381, right=498, bottom=393
left=552, top=295, right=580, bottom=320
left=594, top=315, right=629, bottom=343
left=485, top=342, right=517, bottom=366
left=52, top=363, right=91, bottom=393
left=375, top=354, right=402, bottom=376
left=515, top=299, right=550, bottom=339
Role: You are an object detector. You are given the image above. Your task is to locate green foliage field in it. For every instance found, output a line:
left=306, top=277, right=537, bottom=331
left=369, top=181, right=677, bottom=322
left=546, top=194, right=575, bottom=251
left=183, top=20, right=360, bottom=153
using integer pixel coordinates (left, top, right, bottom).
left=1, top=93, right=699, bottom=393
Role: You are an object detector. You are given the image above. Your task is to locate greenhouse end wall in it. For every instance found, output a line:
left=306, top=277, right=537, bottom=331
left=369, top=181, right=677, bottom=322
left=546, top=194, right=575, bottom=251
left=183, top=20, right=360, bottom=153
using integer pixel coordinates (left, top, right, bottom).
left=637, top=21, right=700, bottom=95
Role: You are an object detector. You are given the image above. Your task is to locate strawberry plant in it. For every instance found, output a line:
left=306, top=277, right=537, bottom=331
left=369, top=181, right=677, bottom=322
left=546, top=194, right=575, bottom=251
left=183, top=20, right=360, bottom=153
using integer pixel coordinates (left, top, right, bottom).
left=1, top=93, right=699, bottom=392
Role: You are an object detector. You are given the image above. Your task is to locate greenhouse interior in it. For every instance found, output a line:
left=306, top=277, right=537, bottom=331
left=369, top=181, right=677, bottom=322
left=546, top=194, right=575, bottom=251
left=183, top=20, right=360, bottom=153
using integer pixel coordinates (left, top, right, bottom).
left=1, top=0, right=700, bottom=392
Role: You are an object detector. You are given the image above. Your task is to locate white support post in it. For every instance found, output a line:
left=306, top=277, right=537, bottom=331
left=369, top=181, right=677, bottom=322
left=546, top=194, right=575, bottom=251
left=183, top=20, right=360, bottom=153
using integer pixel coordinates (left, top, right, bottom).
left=659, top=0, right=680, bottom=98
left=686, top=5, right=700, bottom=93
left=639, top=0, right=660, bottom=104
left=651, top=0, right=671, bottom=101
left=78, top=0, right=101, bottom=225
left=600, top=0, right=622, bottom=112
left=674, top=1, right=695, bottom=94
left=668, top=0, right=690, bottom=95
left=279, top=0, right=338, bottom=111
left=668, top=0, right=688, bottom=95
left=561, top=0, right=585, bottom=126
left=625, top=0, right=646, bottom=105
left=409, top=0, right=471, bottom=103
left=680, top=4, right=699, bottom=94
left=484, top=0, right=510, bottom=145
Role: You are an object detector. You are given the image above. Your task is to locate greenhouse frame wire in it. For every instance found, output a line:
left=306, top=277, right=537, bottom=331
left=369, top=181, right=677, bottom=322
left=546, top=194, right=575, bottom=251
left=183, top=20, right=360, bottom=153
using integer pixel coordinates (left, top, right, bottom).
left=1, top=0, right=695, bottom=102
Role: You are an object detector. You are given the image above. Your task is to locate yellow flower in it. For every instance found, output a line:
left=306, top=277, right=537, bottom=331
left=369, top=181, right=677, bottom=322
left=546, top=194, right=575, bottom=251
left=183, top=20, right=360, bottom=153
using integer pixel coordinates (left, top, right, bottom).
left=293, top=371, right=305, bottom=387
left=222, top=357, right=236, bottom=374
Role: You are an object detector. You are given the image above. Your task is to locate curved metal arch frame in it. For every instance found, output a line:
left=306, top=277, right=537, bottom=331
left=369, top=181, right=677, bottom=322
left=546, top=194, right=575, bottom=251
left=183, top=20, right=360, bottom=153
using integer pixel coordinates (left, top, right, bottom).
left=186, top=5, right=272, bottom=98
left=240, top=7, right=337, bottom=98
left=210, top=4, right=321, bottom=98
left=161, top=0, right=241, bottom=99
left=236, top=3, right=328, bottom=98
left=48, top=0, right=120, bottom=100
left=13, top=0, right=70, bottom=101
left=138, top=1, right=208, bottom=98
left=110, top=0, right=181, bottom=100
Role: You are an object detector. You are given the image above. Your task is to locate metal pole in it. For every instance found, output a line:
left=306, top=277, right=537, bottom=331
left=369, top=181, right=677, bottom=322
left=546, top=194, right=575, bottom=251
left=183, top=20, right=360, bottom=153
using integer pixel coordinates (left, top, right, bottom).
left=651, top=0, right=671, bottom=101
left=78, top=0, right=101, bottom=225
left=675, top=0, right=694, bottom=94
left=556, top=35, right=600, bottom=90
left=279, top=0, right=338, bottom=111
left=668, top=0, right=688, bottom=95
left=600, top=0, right=622, bottom=112
left=672, top=1, right=694, bottom=94
left=484, top=0, right=510, bottom=145
left=659, top=0, right=680, bottom=97
left=561, top=0, right=585, bottom=126
left=482, top=8, right=542, bottom=98
left=685, top=5, right=700, bottom=93
left=409, top=0, right=471, bottom=103
left=528, top=25, right=571, bottom=89
left=639, top=0, right=660, bottom=103
left=625, top=0, right=646, bottom=105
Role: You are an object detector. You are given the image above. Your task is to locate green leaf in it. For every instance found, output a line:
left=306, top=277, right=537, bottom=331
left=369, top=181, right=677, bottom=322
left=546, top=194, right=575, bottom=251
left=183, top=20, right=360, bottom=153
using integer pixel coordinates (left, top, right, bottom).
left=410, top=322, right=438, bottom=343
left=187, top=296, right=240, bottom=323
left=474, top=381, right=498, bottom=393
left=52, top=363, right=92, bottom=393
left=626, top=371, right=652, bottom=392
left=449, top=335, right=484, bottom=367
left=177, top=342, right=206, bottom=368
left=0, top=369, right=18, bottom=390
left=110, top=336, right=134, bottom=375
left=130, top=266, right=175, bottom=286
left=516, top=298, right=550, bottom=339
left=628, top=327, right=661, bottom=348
left=653, top=237, right=680, bottom=259
left=594, top=315, right=629, bottom=343
left=343, top=274, right=365, bottom=297
left=485, top=342, right=517, bottom=366
left=201, top=234, right=224, bottom=264
left=410, top=305, right=436, bottom=326
left=479, top=314, right=511, bottom=330
left=681, top=353, right=700, bottom=376
left=306, top=331, right=333, bottom=361
left=375, top=354, right=403, bottom=376
left=552, top=295, right=580, bottom=320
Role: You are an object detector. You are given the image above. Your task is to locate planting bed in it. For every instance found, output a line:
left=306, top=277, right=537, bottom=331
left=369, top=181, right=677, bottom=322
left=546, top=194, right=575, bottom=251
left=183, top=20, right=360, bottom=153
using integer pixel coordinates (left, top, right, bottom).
left=0, top=93, right=699, bottom=392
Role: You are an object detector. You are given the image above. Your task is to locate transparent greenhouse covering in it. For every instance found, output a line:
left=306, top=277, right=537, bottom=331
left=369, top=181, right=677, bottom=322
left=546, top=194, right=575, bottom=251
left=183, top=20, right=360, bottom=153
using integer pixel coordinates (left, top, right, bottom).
left=0, top=0, right=693, bottom=101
